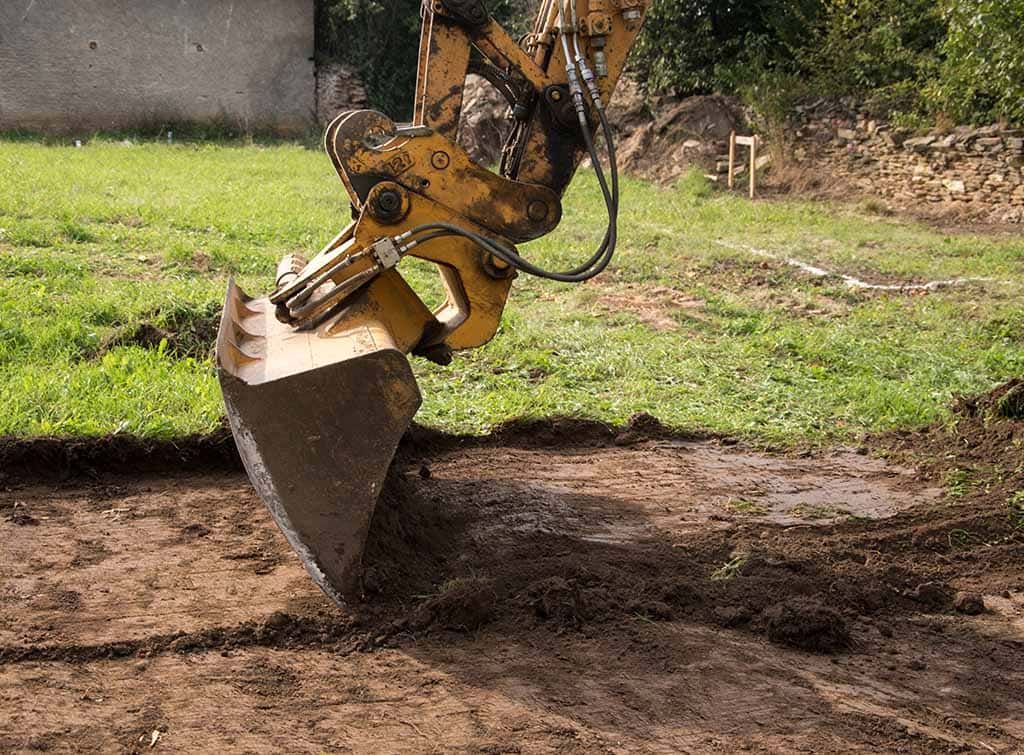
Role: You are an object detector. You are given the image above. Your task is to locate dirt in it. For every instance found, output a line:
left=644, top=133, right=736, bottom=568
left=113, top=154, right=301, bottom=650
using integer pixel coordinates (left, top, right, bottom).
left=1, top=389, right=1023, bottom=752
left=585, top=282, right=706, bottom=331
left=86, top=302, right=221, bottom=362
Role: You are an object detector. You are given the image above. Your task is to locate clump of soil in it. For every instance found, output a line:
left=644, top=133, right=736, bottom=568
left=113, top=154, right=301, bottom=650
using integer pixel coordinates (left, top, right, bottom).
left=409, top=578, right=497, bottom=632
left=762, top=598, right=852, bottom=653
left=953, top=591, right=985, bottom=615
left=994, top=381, right=1024, bottom=420
left=91, top=302, right=221, bottom=361
left=523, top=577, right=586, bottom=628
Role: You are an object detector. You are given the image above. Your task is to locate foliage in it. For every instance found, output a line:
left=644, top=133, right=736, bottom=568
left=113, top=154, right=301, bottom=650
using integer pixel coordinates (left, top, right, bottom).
left=798, top=0, right=944, bottom=117
left=631, top=0, right=819, bottom=94
left=630, top=0, right=1023, bottom=127
left=314, top=0, right=1024, bottom=127
left=926, top=0, right=1024, bottom=124
left=316, top=0, right=424, bottom=119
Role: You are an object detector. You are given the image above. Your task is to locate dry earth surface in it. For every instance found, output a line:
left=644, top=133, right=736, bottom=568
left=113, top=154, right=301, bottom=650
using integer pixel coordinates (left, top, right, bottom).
left=2, top=386, right=1023, bottom=753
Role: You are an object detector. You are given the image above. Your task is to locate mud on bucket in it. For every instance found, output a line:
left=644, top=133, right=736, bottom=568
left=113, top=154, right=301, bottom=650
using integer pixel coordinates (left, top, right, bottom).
left=216, top=278, right=421, bottom=605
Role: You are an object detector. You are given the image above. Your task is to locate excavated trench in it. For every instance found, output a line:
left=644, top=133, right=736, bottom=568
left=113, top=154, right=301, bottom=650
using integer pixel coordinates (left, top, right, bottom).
left=2, top=391, right=1024, bottom=752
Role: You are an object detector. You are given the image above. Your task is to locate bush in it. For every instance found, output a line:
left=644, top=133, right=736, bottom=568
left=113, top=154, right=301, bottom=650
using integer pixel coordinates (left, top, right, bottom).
left=316, top=0, right=1024, bottom=128
left=632, top=0, right=819, bottom=95
left=926, top=0, right=1024, bottom=124
left=798, top=0, right=944, bottom=109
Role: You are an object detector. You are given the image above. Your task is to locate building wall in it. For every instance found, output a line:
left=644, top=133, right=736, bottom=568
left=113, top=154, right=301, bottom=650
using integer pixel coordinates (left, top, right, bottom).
left=0, top=0, right=314, bottom=134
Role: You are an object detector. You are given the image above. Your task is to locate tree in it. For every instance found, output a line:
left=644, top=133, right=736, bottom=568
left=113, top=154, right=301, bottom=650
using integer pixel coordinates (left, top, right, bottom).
left=929, top=0, right=1024, bottom=124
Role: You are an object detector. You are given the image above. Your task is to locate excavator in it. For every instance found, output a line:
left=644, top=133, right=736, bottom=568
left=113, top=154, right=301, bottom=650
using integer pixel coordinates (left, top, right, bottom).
left=215, top=0, right=650, bottom=605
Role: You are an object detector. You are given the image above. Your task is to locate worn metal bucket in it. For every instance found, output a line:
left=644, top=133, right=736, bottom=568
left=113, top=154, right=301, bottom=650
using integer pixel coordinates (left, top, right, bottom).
left=215, top=279, right=421, bottom=605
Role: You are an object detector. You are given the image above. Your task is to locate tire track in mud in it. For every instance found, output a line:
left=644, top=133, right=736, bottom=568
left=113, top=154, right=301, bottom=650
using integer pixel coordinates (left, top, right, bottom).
left=0, top=613, right=373, bottom=665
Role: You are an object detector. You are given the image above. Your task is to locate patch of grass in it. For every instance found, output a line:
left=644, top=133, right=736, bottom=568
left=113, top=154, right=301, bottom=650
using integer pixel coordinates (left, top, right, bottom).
left=787, top=504, right=851, bottom=520
left=2, top=138, right=1023, bottom=440
left=724, top=498, right=768, bottom=516
left=674, top=168, right=714, bottom=200
left=711, top=554, right=748, bottom=581
left=1009, top=491, right=1024, bottom=530
left=944, top=469, right=974, bottom=499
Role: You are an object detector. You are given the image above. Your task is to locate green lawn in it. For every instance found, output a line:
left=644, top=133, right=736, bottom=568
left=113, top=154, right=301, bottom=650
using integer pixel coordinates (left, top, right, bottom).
left=1, top=137, right=1022, bottom=443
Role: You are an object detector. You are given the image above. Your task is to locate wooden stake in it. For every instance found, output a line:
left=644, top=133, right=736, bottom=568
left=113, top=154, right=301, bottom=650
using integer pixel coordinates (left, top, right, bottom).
left=728, top=131, right=736, bottom=190
left=749, top=135, right=757, bottom=199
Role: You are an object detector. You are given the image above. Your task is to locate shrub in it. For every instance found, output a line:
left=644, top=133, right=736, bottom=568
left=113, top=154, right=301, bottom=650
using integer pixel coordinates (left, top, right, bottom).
left=925, top=0, right=1024, bottom=125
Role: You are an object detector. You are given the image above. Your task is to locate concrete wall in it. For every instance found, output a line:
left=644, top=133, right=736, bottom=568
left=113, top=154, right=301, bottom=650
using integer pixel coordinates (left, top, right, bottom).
left=0, top=0, right=314, bottom=134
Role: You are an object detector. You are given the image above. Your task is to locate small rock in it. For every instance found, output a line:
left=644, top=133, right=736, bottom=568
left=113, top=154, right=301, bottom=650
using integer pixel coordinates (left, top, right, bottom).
left=904, top=136, right=937, bottom=153
left=908, top=659, right=927, bottom=671
left=418, top=464, right=432, bottom=480
left=953, top=592, right=985, bottom=615
left=910, top=581, right=951, bottom=608
left=265, top=610, right=292, bottom=629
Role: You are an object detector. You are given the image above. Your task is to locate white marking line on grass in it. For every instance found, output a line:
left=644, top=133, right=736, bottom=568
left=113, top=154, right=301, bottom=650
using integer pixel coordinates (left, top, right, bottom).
left=715, top=240, right=993, bottom=292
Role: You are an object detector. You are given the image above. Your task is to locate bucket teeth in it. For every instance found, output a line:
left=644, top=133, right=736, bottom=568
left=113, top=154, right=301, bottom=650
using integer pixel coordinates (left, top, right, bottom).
left=215, top=278, right=421, bottom=603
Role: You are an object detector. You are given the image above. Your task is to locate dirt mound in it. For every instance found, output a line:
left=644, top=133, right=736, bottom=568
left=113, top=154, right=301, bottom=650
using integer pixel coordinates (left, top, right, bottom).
left=762, top=598, right=852, bottom=653
left=609, top=79, right=744, bottom=183
left=883, top=378, right=1023, bottom=539
left=457, top=74, right=512, bottom=166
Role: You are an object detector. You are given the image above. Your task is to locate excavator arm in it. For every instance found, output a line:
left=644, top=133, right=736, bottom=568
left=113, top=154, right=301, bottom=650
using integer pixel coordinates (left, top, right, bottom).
left=216, top=0, right=649, bottom=605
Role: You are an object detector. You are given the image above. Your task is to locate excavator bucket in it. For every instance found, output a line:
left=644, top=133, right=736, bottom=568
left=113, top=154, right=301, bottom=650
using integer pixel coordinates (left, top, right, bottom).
left=215, top=278, right=421, bottom=605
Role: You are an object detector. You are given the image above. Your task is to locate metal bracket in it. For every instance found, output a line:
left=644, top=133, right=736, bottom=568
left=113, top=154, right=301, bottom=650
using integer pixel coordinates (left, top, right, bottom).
left=438, top=0, right=488, bottom=27
left=371, top=238, right=403, bottom=270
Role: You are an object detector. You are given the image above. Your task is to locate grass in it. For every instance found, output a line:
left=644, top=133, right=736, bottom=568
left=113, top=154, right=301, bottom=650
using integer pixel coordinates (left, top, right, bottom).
left=724, top=498, right=768, bottom=516
left=711, top=555, right=748, bottom=581
left=944, top=469, right=974, bottom=499
left=1009, top=491, right=1024, bottom=530
left=1, top=136, right=1023, bottom=441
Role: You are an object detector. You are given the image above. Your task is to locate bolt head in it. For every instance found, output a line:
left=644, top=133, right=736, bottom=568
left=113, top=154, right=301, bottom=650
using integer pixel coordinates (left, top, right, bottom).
left=377, top=190, right=401, bottom=212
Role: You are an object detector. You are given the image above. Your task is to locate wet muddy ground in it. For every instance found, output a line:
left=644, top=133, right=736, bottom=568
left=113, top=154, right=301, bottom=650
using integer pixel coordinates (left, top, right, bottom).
left=2, top=392, right=1024, bottom=753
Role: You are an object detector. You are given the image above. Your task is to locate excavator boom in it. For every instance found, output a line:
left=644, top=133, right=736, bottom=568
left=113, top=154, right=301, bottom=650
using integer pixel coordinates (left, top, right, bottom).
left=217, top=0, right=649, bottom=603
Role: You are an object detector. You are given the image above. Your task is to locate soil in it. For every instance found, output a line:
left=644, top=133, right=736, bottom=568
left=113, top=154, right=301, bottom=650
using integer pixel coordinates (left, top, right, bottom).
left=1, top=388, right=1023, bottom=753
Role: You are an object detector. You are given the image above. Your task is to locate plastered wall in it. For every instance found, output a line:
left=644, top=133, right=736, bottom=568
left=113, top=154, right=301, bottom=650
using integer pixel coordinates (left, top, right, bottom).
left=0, top=0, right=314, bottom=133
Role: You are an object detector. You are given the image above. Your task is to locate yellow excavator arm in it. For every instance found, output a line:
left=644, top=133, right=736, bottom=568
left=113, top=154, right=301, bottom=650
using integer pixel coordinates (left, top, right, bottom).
left=216, top=0, right=650, bottom=604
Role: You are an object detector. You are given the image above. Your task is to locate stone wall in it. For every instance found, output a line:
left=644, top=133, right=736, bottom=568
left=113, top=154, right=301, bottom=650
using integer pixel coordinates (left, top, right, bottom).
left=795, top=111, right=1024, bottom=222
left=0, top=0, right=314, bottom=134
left=315, top=63, right=370, bottom=127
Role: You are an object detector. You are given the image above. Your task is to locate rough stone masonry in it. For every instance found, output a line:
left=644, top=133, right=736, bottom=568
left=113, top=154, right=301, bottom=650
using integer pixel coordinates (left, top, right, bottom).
left=0, top=0, right=314, bottom=134
left=795, top=108, right=1024, bottom=223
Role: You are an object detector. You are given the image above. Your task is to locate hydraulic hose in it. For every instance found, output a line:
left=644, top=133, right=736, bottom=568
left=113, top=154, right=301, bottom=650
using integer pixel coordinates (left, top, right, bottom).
left=402, top=0, right=621, bottom=284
